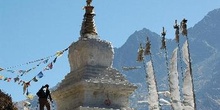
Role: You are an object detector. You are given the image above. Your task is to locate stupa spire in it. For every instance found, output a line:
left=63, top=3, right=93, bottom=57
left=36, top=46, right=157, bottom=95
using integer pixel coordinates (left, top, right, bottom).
left=80, top=0, right=98, bottom=39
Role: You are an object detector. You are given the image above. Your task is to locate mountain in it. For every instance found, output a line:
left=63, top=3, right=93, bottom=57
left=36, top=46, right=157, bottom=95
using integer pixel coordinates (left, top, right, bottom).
left=113, top=8, right=220, bottom=110
left=188, top=8, right=220, bottom=110
left=16, top=8, right=220, bottom=110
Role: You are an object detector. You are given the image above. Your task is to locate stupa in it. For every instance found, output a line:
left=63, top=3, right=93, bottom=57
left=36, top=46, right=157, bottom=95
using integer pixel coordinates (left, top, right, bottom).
left=51, top=0, right=137, bottom=110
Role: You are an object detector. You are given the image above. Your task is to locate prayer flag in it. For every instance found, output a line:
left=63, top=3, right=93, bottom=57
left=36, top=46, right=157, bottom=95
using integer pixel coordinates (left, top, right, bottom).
left=48, top=63, right=53, bottom=69
left=7, top=78, right=11, bottom=82
left=18, top=80, right=22, bottom=85
left=181, top=18, right=188, bottom=36
left=26, top=81, right=30, bottom=86
left=169, top=48, right=182, bottom=109
left=182, top=41, right=195, bottom=110
left=4, top=77, right=7, bottom=81
left=26, top=69, right=32, bottom=73
left=64, top=48, right=68, bottom=51
left=56, top=51, right=63, bottom=57
left=14, top=77, right=20, bottom=82
left=0, top=67, right=3, bottom=71
left=144, top=37, right=151, bottom=55
left=7, top=70, right=15, bottom=73
left=32, top=76, right=38, bottom=82
left=23, top=83, right=28, bottom=94
left=43, top=59, right=49, bottom=64
left=137, top=44, right=144, bottom=62
left=26, top=89, right=29, bottom=96
left=37, top=71, right=44, bottom=78
left=19, top=70, right=26, bottom=74
left=43, top=67, right=50, bottom=71
left=23, top=81, right=30, bottom=94
left=174, top=20, right=180, bottom=43
left=146, top=61, right=160, bottom=110
left=0, top=75, right=4, bottom=80
left=53, top=57, right=57, bottom=63
left=26, top=94, right=34, bottom=100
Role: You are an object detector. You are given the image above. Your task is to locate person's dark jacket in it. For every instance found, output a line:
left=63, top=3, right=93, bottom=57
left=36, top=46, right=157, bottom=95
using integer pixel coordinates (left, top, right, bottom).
left=37, top=86, right=52, bottom=101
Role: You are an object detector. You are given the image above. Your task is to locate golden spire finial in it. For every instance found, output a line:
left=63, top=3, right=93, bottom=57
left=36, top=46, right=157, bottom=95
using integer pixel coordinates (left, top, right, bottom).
left=80, top=0, right=98, bottom=39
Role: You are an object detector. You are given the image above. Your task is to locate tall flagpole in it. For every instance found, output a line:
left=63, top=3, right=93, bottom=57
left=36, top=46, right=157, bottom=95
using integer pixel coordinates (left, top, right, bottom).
left=160, top=27, right=174, bottom=110
left=137, top=37, right=160, bottom=110
left=174, top=20, right=184, bottom=82
left=147, top=37, right=161, bottom=110
left=160, top=27, right=170, bottom=80
left=180, top=18, right=196, bottom=110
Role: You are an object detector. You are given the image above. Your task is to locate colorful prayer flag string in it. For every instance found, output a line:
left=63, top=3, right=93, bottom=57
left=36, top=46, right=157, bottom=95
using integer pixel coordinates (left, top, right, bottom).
left=1, top=47, right=68, bottom=70
left=0, top=47, right=69, bottom=96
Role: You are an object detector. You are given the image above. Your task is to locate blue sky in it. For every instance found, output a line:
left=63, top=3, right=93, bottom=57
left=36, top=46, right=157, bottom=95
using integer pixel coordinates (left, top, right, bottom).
left=0, top=0, right=220, bottom=101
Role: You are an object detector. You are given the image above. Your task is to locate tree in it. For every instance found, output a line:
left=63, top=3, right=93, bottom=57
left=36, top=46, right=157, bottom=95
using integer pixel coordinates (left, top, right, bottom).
left=0, top=89, right=17, bottom=110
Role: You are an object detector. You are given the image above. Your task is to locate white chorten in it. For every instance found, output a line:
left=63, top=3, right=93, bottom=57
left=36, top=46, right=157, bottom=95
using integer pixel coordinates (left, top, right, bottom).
left=51, top=1, right=137, bottom=110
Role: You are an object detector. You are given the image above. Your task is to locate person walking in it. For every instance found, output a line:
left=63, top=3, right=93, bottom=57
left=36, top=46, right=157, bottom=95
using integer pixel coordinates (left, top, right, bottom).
left=36, top=84, right=53, bottom=110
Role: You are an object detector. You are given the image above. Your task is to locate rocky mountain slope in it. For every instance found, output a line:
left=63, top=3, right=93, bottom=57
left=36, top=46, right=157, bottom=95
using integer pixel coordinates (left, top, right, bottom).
left=113, top=8, right=220, bottom=110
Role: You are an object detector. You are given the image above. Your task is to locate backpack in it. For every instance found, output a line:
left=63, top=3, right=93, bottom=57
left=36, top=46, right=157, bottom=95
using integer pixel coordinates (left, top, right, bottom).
left=36, top=87, right=44, bottom=98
